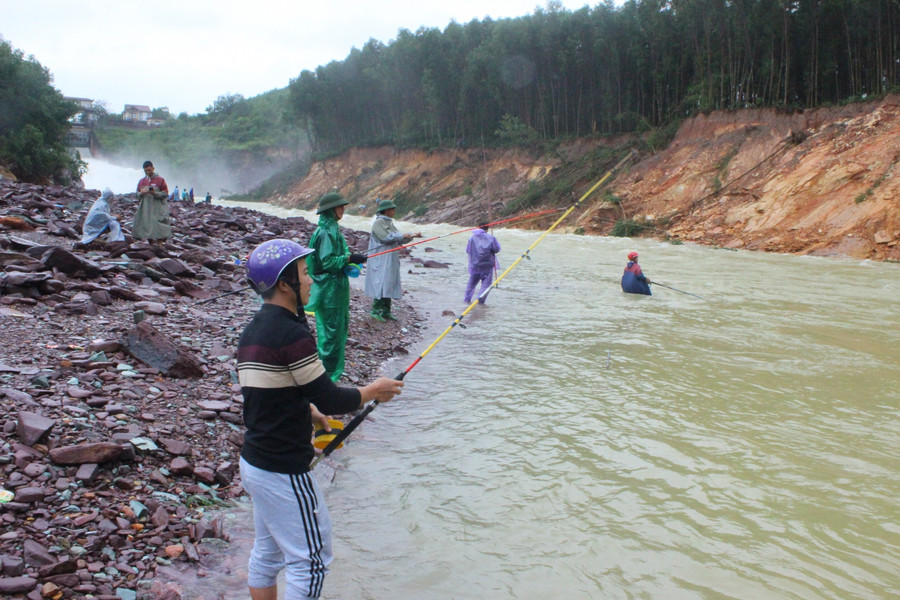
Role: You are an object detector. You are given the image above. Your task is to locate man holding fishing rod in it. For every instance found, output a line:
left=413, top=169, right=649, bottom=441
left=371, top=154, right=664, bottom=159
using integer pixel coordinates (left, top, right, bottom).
left=464, top=223, right=501, bottom=304
left=237, top=238, right=403, bottom=600
left=365, top=198, right=421, bottom=321
left=307, top=192, right=369, bottom=381
left=621, top=251, right=652, bottom=295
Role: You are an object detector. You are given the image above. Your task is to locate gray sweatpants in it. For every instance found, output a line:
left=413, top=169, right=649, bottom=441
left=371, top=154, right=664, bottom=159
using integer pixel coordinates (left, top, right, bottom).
left=239, top=458, right=334, bottom=599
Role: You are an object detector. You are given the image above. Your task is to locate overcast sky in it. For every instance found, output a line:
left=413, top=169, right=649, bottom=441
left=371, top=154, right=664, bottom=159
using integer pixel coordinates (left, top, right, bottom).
left=2, top=0, right=605, bottom=117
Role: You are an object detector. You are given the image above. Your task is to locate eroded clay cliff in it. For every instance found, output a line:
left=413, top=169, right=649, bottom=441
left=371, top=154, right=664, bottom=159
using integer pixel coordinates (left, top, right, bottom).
left=273, top=96, right=900, bottom=260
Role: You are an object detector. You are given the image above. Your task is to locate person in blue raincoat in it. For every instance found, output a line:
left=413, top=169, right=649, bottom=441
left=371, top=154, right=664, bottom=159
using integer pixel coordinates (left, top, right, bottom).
left=621, top=251, right=651, bottom=295
left=306, top=193, right=368, bottom=382
left=364, top=199, right=420, bottom=321
left=78, top=188, right=125, bottom=245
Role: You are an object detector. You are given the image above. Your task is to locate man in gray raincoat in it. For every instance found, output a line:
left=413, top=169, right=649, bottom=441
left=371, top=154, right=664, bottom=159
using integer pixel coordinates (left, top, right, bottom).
left=364, top=199, right=420, bottom=321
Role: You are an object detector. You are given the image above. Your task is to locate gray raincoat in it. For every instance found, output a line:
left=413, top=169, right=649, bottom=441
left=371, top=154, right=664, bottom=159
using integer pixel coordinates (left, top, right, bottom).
left=364, top=213, right=405, bottom=300
left=80, top=188, right=125, bottom=244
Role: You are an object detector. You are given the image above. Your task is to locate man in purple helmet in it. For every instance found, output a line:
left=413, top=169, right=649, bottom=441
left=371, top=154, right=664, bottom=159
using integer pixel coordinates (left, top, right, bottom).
left=236, top=239, right=403, bottom=600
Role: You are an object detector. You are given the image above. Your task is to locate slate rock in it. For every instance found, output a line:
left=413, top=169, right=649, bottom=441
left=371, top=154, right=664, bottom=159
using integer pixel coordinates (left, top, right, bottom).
left=159, top=438, right=191, bottom=456
left=23, top=538, right=55, bottom=567
left=75, top=463, right=100, bottom=483
left=17, top=410, right=54, bottom=446
left=123, top=322, right=203, bottom=378
left=0, top=576, right=37, bottom=594
left=49, top=442, right=125, bottom=465
left=4, top=388, right=38, bottom=407
left=12, top=487, right=47, bottom=503
left=40, top=247, right=102, bottom=278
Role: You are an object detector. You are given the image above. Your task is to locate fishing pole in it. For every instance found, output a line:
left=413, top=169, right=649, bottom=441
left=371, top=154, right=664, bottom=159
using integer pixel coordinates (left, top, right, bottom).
left=652, top=282, right=703, bottom=299
left=196, top=286, right=252, bottom=304
left=362, top=208, right=565, bottom=259
left=311, top=149, right=638, bottom=468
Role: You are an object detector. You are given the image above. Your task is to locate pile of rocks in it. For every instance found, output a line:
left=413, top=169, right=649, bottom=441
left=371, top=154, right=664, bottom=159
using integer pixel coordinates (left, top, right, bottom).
left=0, top=179, right=423, bottom=599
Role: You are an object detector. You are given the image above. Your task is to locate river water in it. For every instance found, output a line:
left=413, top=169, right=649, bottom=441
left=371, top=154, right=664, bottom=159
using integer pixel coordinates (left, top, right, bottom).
left=173, top=200, right=897, bottom=600
left=78, top=154, right=900, bottom=599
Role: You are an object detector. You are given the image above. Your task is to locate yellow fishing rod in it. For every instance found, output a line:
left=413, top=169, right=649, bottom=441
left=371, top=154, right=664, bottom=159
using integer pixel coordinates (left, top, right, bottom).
left=311, top=149, right=637, bottom=467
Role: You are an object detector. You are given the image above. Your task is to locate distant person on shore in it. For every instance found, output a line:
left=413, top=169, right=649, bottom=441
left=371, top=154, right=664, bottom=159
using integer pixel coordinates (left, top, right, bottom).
left=171, top=185, right=179, bottom=201
left=189, top=187, right=194, bottom=202
left=621, top=251, right=651, bottom=295
left=365, top=199, right=421, bottom=321
left=464, top=224, right=501, bottom=304
left=77, top=188, right=125, bottom=246
left=133, top=160, right=171, bottom=245
left=306, top=192, right=368, bottom=381
left=205, top=192, right=212, bottom=203
left=181, top=188, right=189, bottom=202
left=237, top=238, right=403, bottom=600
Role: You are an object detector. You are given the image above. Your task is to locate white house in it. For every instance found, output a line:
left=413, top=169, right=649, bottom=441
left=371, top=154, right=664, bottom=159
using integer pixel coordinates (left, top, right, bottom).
left=123, top=104, right=152, bottom=122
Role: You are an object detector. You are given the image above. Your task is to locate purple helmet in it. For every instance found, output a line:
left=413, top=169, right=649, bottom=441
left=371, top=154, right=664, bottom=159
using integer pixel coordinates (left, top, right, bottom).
left=247, top=239, right=314, bottom=293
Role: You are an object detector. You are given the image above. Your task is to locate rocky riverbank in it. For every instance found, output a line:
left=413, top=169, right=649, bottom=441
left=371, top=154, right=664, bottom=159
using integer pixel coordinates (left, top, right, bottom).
left=0, top=179, right=424, bottom=599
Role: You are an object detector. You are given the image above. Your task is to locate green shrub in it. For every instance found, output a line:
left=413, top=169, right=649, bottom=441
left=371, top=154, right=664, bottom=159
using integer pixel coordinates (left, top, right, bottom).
left=610, top=219, right=643, bottom=237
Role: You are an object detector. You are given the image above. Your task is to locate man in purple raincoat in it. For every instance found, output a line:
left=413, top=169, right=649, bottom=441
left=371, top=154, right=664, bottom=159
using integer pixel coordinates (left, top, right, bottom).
left=464, top=224, right=501, bottom=304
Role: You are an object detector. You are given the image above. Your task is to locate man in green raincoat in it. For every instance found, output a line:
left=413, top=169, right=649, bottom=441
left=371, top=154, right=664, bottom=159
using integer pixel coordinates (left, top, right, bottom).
left=306, top=193, right=368, bottom=381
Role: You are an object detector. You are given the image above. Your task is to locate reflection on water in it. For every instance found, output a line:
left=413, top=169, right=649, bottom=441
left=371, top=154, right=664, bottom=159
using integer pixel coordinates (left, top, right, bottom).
left=175, top=201, right=900, bottom=600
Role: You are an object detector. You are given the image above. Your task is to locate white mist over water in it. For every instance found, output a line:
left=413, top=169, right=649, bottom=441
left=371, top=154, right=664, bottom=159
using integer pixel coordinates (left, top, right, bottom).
left=77, top=148, right=144, bottom=194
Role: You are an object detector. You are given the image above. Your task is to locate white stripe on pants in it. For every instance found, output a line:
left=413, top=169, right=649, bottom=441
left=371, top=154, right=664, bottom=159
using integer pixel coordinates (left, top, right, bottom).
left=240, top=457, right=333, bottom=599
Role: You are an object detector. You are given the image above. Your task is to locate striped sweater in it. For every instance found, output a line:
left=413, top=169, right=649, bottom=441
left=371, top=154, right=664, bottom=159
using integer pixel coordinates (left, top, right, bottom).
left=236, top=303, right=361, bottom=473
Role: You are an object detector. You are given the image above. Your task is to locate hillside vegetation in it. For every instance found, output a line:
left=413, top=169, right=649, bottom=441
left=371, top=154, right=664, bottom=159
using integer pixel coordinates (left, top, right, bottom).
left=0, top=39, right=82, bottom=183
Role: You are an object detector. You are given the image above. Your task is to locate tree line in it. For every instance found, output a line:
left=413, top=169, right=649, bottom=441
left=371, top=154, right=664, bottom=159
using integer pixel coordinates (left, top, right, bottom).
left=287, top=0, right=900, bottom=154
left=0, top=39, right=83, bottom=183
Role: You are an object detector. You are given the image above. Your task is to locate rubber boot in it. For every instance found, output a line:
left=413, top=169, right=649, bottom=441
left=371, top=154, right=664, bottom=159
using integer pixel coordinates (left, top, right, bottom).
left=383, top=298, right=397, bottom=320
left=370, top=299, right=386, bottom=322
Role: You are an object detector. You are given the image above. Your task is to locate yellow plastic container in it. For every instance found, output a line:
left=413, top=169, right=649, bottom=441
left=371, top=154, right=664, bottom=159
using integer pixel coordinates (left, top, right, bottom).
left=313, top=419, right=345, bottom=450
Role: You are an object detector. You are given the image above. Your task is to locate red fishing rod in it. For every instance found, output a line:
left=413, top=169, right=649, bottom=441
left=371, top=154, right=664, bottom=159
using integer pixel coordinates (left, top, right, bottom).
left=363, top=208, right=564, bottom=259
left=310, top=150, right=637, bottom=468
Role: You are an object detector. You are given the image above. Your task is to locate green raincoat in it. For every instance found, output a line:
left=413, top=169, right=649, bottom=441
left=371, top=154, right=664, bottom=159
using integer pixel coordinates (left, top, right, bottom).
left=306, top=211, right=352, bottom=381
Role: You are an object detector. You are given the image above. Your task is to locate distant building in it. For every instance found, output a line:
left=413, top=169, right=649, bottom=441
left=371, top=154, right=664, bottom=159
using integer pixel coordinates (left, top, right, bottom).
left=147, top=118, right=166, bottom=127
left=65, top=96, right=98, bottom=124
left=123, top=104, right=152, bottom=122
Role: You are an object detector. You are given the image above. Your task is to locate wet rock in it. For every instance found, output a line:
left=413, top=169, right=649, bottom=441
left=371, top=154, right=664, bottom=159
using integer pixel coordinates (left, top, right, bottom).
left=123, top=322, right=203, bottom=378
left=192, top=467, right=215, bottom=485
left=49, top=442, right=126, bottom=465
left=196, top=400, right=230, bottom=412
left=2, top=554, right=25, bottom=576
left=17, top=411, right=54, bottom=446
left=169, top=457, right=193, bottom=475
left=74, top=463, right=100, bottom=483
left=39, top=247, right=102, bottom=278
left=37, top=558, right=77, bottom=577
left=0, top=576, right=37, bottom=594
left=4, top=388, right=38, bottom=407
left=23, top=539, right=55, bottom=567
left=159, top=438, right=191, bottom=456
left=12, top=487, right=47, bottom=503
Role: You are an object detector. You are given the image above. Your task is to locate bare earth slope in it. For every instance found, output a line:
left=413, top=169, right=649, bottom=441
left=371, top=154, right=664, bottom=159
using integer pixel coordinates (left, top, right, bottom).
left=274, top=97, right=900, bottom=260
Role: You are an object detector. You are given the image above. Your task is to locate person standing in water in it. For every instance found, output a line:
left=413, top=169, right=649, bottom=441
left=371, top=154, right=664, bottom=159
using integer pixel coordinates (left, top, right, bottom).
left=237, top=238, right=403, bottom=600
left=621, top=251, right=651, bottom=295
left=464, top=224, right=501, bottom=304
left=364, top=199, right=420, bottom=321
left=133, top=160, right=171, bottom=244
left=306, top=192, right=368, bottom=382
